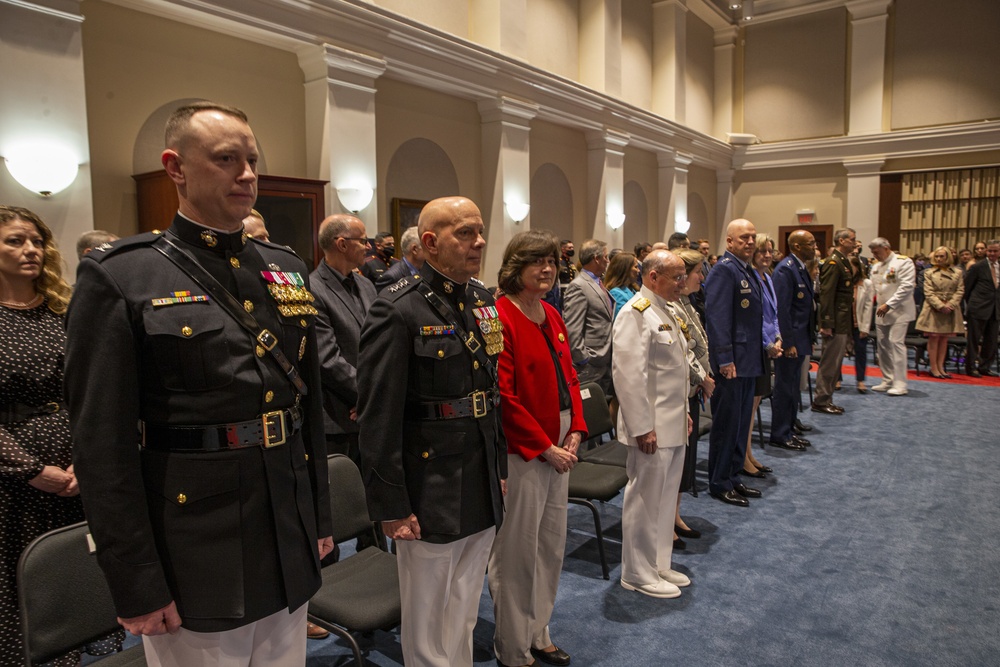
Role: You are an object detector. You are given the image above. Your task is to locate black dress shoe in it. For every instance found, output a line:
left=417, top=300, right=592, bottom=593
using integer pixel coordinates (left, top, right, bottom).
left=531, top=646, right=571, bottom=666
left=970, top=370, right=982, bottom=378
left=794, top=419, right=813, bottom=432
left=740, top=467, right=767, bottom=478
left=768, top=438, right=805, bottom=451
left=811, top=404, right=843, bottom=415
left=711, top=489, right=749, bottom=507
left=673, top=537, right=687, bottom=550
left=790, top=434, right=811, bottom=447
left=756, top=465, right=774, bottom=473
left=733, top=483, right=762, bottom=498
left=675, top=524, right=701, bottom=539
left=982, top=369, right=996, bottom=377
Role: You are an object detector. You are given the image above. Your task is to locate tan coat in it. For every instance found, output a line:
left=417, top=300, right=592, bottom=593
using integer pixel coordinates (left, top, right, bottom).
left=916, top=267, right=965, bottom=334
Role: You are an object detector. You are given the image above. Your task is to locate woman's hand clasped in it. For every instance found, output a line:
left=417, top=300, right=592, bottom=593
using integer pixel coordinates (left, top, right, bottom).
left=28, top=465, right=79, bottom=496
left=544, top=444, right=578, bottom=474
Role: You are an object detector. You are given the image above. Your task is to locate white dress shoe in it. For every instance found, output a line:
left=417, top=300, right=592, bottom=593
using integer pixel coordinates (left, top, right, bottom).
left=887, top=387, right=908, bottom=396
left=621, top=579, right=682, bottom=599
left=871, top=382, right=891, bottom=392
left=658, top=569, right=691, bottom=587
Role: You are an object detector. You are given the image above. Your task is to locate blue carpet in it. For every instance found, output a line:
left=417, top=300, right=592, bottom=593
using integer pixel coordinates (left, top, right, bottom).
left=302, top=373, right=1000, bottom=666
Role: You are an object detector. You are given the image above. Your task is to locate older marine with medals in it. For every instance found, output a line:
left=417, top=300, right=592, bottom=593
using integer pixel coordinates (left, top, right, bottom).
left=357, top=196, right=507, bottom=667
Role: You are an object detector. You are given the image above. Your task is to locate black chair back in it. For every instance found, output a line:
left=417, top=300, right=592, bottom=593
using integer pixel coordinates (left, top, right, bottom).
left=17, top=522, right=123, bottom=665
left=579, top=381, right=614, bottom=439
left=327, top=454, right=378, bottom=544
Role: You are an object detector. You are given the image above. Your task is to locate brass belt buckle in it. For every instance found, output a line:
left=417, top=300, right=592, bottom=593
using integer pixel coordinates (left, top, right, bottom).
left=45, top=402, right=60, bottom=413
left=257, top=329, right=278, bottom=351
left=470, top=391, right=487, bottom=418
left=262, top=410, right=286, bottom=448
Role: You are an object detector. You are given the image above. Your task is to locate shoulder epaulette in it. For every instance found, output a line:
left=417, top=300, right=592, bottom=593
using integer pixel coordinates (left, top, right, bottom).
left=720, top=257, right=731, bottom=263
left=383, top=276, right=420, bottom=300
left=254, top=239, right=302, bottom=260
left=83, top=231, right=160, bottom=262
left=897, top=254, right=909, bottom=259
left=827, top=259, right=837, bottom=265
left=470, top=276, right=486, bottom=287
left=632, top=297, right=651, bottom=312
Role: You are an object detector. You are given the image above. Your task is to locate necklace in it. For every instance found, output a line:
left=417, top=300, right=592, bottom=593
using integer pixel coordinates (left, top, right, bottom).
left=0, top=293, right=43, bottom=309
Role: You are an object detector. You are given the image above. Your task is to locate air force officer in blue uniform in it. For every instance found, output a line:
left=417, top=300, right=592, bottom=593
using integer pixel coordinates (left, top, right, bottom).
left=769, top=230, right=817, bottom=450
left=704, top=219, right=765, bottom=507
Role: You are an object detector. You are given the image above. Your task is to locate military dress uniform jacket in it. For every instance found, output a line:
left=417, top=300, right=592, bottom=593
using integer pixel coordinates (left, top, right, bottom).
left=356, top=263, right=507, bottom=544
left=818, top=249, right=854, bottom=333
left=65, top=215, right=332, bottom=632
left=310, top=261, right=377, bottom=435
left=612, top=287, right=690, bottom=448
left=703, top=251, right=765, bottom=378
left=870, top=252, right=916, bottom=325
left=772, top=255, right=814, bottom=353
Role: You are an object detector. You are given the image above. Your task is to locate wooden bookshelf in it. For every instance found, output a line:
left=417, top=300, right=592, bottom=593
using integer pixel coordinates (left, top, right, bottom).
left=891, top=166, right=1000, bottom=256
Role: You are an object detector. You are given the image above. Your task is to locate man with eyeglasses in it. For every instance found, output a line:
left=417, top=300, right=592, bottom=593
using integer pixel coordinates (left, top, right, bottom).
left=311, top=214, right=378, bottom=468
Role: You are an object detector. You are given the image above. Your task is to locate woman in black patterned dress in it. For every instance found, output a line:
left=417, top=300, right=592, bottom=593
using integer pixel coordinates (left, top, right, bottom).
left=0, top=206, right=120, bottom=666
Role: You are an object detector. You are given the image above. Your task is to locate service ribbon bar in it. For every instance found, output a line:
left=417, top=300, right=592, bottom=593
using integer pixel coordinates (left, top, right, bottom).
left=260, top=271, right=305, bottom=286
left=151, top=291, right=210, bottom=307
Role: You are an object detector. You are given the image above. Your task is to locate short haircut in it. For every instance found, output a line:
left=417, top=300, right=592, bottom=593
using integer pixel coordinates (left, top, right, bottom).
left=834, top=228, right=856, bottom=245
left=868, top=237, right=890, bottom=249
left=497, top=230, right=560, bottom=295
left=561, top=239, right=573, bottom=247
left=697, top=238, right=709, bottom=246
left=164, top=101, right=248, bottom=148
left=633, top=242, right=651, bottom=256
left=987, top=239, right=1000, bottom=247
left=578, top=238, right=608, bottom=266
left=76, top=230, right=118, bottom=259
left=375, top=231, right=394, bottom=244
left=667, top=232, right=690, bottom=249
left=672, top=248, right=705, bottom=274
left=400, top=226, right=421, bottom=255
left=641, top=249, right=675, bottom=278
left=318, top=215, right=357, bottom=252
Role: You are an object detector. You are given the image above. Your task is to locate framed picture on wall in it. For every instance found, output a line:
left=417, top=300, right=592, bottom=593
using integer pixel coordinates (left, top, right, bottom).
left=391, top=198, right=428, bottom=253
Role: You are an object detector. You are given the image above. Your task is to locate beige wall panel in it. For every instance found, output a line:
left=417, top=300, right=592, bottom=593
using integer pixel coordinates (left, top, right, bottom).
left=621, top=0, right=653, bottom=109
left=373, top=0, right=470, bottom=40
left=527, top=0, right=580, bottom=81
left=890, top=0, right=1000, bottom=130
left=374, top=78, right=481, bottom=231
left=734, top=165, right=847, bottom=240
left=743, top=9, right=847, bottom=142
left=688, top=164, right=718, bottom=250
left=528, top=119, right=588, bottom=242
left=685, top=12, right=715, bottom=137
left=622, top=146, right=657, bottom=250
left=81, top=0, right=306, bottom=236
left=883, top=151, right=1000, bottom=175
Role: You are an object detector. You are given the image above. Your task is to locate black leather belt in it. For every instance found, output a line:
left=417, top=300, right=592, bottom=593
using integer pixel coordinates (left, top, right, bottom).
left=406, top=389, right=500, bottom=421
left=141, top=406, right=302, bottom=452
left=0, top=401, right=64, bottom=424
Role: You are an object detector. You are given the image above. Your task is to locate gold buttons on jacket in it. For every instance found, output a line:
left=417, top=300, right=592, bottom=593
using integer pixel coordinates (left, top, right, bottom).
left=265, top=390, right=274, bottom=403
left=244, top=300, right=254, bottom=313
left=438, top=350, right=445, bottom=358
left=230, top=257, right=241, bottom=269
left=458, top=303, right=465, bottom=311
left=558, top=333, right=565, bottom=342
left=181, top=326, right=193, bottom=337
left=473, top=360, right=480, bottom=369
left=421, top=451, right=429, bottom=459
left=177, top=493, right=187, bottom=505
left=300, top=319, right=307, bottom=327
left=256, top=345, right=266, bottom=358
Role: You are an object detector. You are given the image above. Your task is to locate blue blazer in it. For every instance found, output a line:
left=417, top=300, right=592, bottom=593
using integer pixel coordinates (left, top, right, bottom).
left=704, top=251, right=764, bottom=378
left=772, top=255, right=814, bottom=353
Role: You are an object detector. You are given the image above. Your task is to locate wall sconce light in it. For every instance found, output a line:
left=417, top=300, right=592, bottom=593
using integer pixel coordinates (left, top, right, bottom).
left=796, top=209, right=816, bottom=224
left=505, top=201, right=530, bottom=224
left=3, top=140, right=80, bottom=197
left=337, top=186, right=374, bottom=213
left=607, top=211, right=626, bottom=230
left=675, top=219, right=691, bottom=234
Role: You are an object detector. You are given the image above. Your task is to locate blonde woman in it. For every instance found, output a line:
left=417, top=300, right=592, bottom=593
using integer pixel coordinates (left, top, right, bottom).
left=915, top=246, right=965, bottom=378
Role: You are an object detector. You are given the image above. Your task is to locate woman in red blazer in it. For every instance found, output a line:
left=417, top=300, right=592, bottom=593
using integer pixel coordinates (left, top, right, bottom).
left=487, top=230, right=588, bottom=667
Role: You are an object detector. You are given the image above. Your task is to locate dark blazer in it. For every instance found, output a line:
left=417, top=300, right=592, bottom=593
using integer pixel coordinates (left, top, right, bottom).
left=772, top=255, right=814, bottom=353
left=310, top=261, right=377, bottom=435
left=818, top=249, right=854, bottom=333
left=375, top=257, right=418, bottom=292
left=357, top=263, right=507, bottom=543
left=704, top=251, right=764, bottom=378
left=65, top=216, right=331, bottom=632
left=964, top=258, right=1000, bottom=320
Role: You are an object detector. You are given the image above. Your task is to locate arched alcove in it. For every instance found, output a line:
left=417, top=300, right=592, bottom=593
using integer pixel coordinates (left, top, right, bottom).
left=384, top=137, right=460, bottom=211
left=530, top=162, right=573, bottom=242
left=623, top=180, right=649, bottom=252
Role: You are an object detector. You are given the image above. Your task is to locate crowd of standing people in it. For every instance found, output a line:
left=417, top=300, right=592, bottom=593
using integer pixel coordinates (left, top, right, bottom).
left=2, top=99, right=998, bottom=667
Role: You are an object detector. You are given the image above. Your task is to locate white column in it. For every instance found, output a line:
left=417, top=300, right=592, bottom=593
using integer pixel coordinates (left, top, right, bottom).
left=470, top=0, right=527, bottom=60
left=846, top=0, right=892, bottom=136
left=579, top=0, right=623, bottom=97
left=586, top=129, right=630, bottom=248
left=844, top=159, right=885, bottom=246
left=298, top=44, right=386, bottom=234
left=713, top=26, right=738, bottom=140
left=479, top=97, right=538, bottom=284
left=657, top=151, right=693, bottom=242
left=715, top=169, right=735, bottom=252
left=652, top=0, right=687, bottom=123
left=0, top=1, right=92, bottom=280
